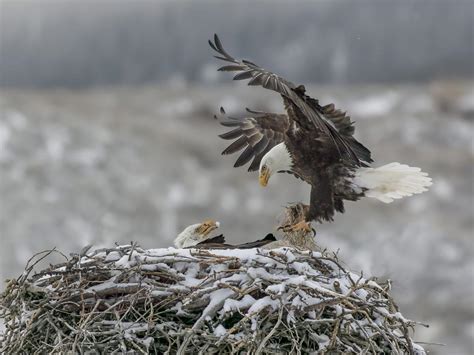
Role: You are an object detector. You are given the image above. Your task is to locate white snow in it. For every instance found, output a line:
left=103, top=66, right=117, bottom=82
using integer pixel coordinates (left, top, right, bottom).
left=213, top=324, right=227, bottom=337
left=246, top=296, right=279, bottom=315
left=105, top=251, right=122, bottom=262
left=222, top=294, right=256, bottom=313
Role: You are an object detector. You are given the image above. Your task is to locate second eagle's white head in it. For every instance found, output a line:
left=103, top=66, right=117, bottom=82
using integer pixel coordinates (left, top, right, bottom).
left=259, top=143, right=293, bottom=187
left=174, top=220, right=220, bottom=248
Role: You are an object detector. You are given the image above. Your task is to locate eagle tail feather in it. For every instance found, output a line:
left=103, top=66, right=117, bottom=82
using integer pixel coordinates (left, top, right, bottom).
left=354, top=162, right=432, bottom=203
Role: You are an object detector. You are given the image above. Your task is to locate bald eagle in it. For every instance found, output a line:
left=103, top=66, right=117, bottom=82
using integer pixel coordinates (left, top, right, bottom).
left=174, top=219, right=276, bottom=249
left=210, top=35, right=432, bottom=231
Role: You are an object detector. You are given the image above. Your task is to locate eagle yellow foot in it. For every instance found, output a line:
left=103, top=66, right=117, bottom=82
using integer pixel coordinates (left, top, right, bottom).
left=280, top=220, right=313, bottom=234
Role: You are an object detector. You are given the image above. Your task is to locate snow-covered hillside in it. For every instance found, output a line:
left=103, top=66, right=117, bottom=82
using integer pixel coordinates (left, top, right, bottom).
left=0, top=82, right=472, bottom=353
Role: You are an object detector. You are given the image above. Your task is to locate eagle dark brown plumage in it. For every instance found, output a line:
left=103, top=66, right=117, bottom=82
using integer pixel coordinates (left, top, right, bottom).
left=194, top=233, right=277, bottom=249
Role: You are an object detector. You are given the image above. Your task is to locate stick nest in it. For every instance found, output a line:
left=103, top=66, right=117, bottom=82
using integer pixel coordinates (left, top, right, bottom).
left=1, top=244, right=427, bottom=354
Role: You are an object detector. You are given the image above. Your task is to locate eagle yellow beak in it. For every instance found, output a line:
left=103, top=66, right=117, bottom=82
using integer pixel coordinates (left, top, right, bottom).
left=196, top=219, right=220, bottom=236
left=259, top=170, right=270, bottom=187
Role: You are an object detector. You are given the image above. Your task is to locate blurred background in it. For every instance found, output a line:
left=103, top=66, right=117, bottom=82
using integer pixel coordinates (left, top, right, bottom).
left=0, top=0, right=473, bottom=353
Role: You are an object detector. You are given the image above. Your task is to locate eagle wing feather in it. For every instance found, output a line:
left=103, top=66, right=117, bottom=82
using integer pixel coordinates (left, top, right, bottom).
left=210, top=34, right=372, bottom=166
left=216, top=107, right=289, bottom=172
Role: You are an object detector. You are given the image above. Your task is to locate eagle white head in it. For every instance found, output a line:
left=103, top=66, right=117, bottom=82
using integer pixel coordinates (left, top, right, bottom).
left=174, top=220, right=220, bottom=248
left=259, top=143, right=293, bottom=187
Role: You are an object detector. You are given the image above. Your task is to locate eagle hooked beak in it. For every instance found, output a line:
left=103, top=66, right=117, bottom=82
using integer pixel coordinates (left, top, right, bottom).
left=259, top=167, right=270, bottom=187
left=196, top=219, right=220, bottom=237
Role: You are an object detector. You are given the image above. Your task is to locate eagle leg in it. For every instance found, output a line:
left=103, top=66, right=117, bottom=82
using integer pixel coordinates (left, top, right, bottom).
left=308, top=178, right=335, bottom=223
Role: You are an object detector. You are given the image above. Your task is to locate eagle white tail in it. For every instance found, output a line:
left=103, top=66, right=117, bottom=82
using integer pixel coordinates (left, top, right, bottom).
left=353, top=162, right=432, bottom=203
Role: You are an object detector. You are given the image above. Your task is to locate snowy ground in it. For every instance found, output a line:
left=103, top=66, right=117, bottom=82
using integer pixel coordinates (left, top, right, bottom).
left=0, top=82, right=473, bottom=354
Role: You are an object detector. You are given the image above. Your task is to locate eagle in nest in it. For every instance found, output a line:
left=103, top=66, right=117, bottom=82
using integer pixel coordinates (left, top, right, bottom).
left=174, top=219, right=276, bottom=249
left=210, top=34, right=432, bottom=232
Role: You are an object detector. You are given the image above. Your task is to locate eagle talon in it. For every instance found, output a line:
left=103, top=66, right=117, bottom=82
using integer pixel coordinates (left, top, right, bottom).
left=277, top=224, right=291, bottom=231
left=281, top=221, right=312, bottom=234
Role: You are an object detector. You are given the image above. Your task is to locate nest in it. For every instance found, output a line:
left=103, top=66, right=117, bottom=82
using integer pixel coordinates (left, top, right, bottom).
left=1, top=244, right=427, bottom=354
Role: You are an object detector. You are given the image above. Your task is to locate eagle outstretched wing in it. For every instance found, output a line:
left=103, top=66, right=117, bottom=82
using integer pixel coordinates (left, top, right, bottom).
left=196, top=234, right=226, bottom=246
left=216, top=107, right=290, bottom=171
left=209, top=34, right=371, bottom=166
left=193, top=233, right=277, bottom=249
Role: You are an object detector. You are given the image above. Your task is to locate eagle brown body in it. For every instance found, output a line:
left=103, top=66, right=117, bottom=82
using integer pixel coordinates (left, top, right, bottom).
left=282, top=96, right=367, bottom=221
left=211, top=35, right=372, bottom=223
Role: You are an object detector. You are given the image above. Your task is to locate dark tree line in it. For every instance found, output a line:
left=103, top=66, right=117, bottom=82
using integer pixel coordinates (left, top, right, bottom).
left=0, top=0, right=472, bottom=88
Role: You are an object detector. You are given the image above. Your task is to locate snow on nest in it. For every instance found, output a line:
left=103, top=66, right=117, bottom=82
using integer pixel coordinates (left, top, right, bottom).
left=1, top=244, right=427, bottom=354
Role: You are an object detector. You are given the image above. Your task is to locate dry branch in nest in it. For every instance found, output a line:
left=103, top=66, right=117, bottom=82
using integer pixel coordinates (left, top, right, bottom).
left=0, top=244, right=427, bottom=354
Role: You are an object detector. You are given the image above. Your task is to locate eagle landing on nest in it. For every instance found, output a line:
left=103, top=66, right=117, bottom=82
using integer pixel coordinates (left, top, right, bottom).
left=210, top=34, right=432, bottom=232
